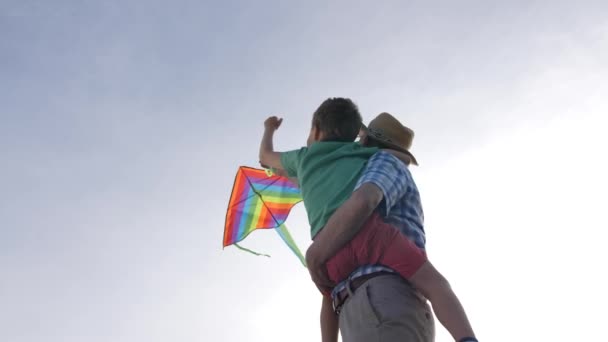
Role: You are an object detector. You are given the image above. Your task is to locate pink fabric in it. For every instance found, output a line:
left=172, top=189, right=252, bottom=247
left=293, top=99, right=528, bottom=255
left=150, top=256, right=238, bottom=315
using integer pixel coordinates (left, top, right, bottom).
left=325, top=212, right=427, bottom=287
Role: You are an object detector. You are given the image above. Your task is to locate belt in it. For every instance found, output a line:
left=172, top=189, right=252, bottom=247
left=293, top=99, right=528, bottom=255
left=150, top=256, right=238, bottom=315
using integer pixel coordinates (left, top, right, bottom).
left=331, top=271, right=394, bottom=314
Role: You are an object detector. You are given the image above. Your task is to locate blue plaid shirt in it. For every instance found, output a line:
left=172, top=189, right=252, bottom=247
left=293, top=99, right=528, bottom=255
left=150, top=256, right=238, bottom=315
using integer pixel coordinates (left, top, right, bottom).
left=331, top=151, right=426, bottom=298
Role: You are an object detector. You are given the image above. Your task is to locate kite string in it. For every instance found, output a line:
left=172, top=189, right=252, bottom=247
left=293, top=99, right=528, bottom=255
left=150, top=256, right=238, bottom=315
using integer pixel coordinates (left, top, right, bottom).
left=234, top=243, right=271, bottom=258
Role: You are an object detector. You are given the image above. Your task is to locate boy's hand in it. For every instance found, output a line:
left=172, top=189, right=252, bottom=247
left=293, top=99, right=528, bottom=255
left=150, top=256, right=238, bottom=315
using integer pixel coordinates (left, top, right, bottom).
left=264, top=116, right=283, bottom=131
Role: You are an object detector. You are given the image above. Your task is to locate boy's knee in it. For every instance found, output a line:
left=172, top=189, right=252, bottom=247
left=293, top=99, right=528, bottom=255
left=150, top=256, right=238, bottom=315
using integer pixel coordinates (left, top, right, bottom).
left=410, top=262, right=451, bottom=298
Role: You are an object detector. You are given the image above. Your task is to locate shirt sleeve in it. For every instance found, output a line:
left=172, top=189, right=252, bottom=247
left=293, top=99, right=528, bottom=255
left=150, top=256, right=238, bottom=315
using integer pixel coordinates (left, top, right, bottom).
left=354, top=150, right=409, bottom=217
left=279, top=147, right=308, bottom=178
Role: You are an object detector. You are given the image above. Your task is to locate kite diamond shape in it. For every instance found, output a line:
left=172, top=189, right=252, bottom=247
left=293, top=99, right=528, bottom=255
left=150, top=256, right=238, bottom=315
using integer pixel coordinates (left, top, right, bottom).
left=223, top=166, right=306, bottom=266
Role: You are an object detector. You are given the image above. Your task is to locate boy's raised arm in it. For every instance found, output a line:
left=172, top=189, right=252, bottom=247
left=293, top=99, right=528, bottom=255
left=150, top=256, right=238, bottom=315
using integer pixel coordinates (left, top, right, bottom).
left=259, top=116, right=284, bottom=170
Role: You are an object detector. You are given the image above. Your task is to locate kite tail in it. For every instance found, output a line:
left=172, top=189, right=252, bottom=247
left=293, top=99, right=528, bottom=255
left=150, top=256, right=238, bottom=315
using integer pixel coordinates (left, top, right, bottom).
left=276, top=224, right=307, bottom=268
left=234, top=243, right=271, bottom=258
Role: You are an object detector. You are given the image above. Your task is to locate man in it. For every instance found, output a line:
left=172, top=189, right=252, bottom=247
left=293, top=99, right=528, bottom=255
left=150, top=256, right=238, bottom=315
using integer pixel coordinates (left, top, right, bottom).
left=306, top=113, right=436, bottom=342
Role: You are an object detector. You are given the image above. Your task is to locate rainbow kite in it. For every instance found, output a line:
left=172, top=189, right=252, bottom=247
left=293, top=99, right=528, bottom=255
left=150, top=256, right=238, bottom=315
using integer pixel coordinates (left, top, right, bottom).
left=223, top=166, right=306, bottom=266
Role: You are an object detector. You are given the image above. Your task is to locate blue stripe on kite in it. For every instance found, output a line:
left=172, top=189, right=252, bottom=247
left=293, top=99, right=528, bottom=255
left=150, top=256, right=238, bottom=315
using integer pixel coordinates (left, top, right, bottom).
left=259, top=184, right=301, bottom=195
left=234, top=186, right=256, bottom=243
left=248, top=175, right=298, bottom=189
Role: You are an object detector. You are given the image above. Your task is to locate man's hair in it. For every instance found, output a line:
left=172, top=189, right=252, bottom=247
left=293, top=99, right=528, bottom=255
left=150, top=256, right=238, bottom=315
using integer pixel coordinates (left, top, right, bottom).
left=312, top=97, right=362, bottom=142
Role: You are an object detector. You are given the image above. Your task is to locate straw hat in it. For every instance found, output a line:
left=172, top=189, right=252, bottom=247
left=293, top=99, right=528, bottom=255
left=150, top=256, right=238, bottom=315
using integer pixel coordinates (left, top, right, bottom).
left=361, top=112, right=419, bottom=166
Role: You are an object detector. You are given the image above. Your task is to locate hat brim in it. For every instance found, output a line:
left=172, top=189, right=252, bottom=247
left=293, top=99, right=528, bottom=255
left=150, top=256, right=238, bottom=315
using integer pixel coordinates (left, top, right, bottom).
left=384, top=141, right=419, bottom=166
left=363, top=127, right=419, bottom=166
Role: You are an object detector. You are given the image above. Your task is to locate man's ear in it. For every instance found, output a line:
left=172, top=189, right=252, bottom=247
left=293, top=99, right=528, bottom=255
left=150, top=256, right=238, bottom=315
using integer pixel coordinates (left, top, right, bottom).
left=358, top=128, right=366, bottom=139
left=360, top=135, right=369, bottom=145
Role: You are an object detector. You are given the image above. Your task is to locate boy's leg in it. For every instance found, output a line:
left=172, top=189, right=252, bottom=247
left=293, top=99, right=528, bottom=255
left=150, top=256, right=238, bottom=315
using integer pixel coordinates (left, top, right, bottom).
left=324, top=211, right=425, bottom=285
left=320, top=295, right=339, bottom=342
left=408, top=261, right=476, bottom=342
left=325, top=213, right=434, bottom=341
left=338, top=213, right=477, bottom=341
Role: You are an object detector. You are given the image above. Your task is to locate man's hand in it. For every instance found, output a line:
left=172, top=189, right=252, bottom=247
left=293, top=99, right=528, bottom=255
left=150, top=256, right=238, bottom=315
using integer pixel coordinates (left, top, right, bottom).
left=264, top=116, right=283, bottom=131
left=306, top=240, right=335, bottom=295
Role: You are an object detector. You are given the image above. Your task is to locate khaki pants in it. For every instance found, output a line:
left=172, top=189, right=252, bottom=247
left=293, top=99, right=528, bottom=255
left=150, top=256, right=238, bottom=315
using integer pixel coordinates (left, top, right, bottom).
left=339, top=274, right=435, bottom=342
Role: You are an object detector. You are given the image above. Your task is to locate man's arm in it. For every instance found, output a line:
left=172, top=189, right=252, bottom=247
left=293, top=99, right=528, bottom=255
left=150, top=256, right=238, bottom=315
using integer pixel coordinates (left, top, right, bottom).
left=259, top=116, right=283, bottom=169
left=305, top=183, right=384, bottom=290
left=306, top=151, right=411, bottom=291
left=320, top=296, right=339, bottom=342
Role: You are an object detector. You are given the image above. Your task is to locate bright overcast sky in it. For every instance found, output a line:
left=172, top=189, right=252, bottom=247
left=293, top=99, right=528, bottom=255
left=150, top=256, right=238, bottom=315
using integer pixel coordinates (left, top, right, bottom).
left=1, top=1, right=607, bottom=342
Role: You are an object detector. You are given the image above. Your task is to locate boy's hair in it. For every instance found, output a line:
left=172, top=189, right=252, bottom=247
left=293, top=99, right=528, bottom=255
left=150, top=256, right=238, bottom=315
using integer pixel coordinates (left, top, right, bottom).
left=312, top=97, right=362, bottom=142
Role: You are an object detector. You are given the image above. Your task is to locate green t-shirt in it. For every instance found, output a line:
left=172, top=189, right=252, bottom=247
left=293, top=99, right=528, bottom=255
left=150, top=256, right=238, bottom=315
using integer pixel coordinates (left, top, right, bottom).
left=280, top=141, right=379, bottom=238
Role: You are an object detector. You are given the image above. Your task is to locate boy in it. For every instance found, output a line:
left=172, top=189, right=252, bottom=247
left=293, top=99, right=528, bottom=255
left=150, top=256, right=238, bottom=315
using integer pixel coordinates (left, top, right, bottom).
left=259, top=98, right=477, bottom=342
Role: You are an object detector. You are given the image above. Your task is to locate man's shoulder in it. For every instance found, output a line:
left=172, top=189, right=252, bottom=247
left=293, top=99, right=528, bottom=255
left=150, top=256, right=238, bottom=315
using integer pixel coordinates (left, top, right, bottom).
left=356, top=150, right=413, bottom=211
left=366, top=150, right=409, bottom=170
left=360, top=151, right=410, bottom=186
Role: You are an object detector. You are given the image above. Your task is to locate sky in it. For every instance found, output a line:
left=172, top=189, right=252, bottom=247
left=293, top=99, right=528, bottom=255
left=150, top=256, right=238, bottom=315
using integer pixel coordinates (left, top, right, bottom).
left=1, top=1, right=607, bottom=341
